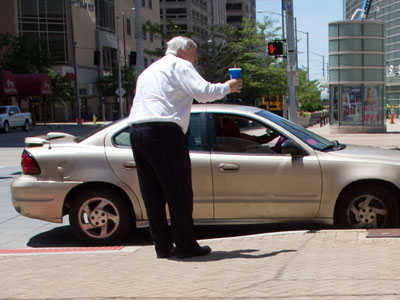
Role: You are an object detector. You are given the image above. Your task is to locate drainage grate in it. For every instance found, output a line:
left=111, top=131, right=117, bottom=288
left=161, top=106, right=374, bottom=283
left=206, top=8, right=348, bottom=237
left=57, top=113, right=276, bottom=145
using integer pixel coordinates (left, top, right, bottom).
left=367, top=228, right=400, bottom=238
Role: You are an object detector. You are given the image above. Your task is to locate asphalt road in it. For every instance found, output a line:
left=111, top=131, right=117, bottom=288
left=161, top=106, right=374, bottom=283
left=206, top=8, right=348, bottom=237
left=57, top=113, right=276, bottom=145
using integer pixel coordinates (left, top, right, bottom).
left=0, top=124, right=105, bottom=249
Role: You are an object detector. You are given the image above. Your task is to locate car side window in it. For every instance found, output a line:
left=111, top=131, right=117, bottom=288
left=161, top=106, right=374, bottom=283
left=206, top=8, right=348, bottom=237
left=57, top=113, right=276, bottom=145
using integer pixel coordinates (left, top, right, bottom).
left=188, top=113, right=206, bottom=151
left=211, top=114, right=286, bottom=154
left=113, top=127, right=131, bottom=147
left=112, top=116, right=206, bottom=150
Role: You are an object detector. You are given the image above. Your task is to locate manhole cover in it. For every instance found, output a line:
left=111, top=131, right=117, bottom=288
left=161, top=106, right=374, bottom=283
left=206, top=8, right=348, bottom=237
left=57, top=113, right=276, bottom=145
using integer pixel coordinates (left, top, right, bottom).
left=367, top=228, right=400, bottom=238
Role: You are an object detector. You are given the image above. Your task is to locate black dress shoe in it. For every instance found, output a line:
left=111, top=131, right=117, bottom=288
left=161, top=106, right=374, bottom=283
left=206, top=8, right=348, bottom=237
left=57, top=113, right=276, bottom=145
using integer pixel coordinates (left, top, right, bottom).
left=156, top=246, right=177, bottom=259
left=177, top=245, right=211, bottom=259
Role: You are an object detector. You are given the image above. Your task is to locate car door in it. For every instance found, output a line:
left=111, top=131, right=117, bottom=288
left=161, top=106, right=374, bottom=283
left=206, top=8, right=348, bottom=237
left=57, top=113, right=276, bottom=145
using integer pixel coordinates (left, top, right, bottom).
left=104, top=113, right=214, bottom=220
left=9, top=107, right=19, bottom=127
left=209, top=113, right=322, bottom=219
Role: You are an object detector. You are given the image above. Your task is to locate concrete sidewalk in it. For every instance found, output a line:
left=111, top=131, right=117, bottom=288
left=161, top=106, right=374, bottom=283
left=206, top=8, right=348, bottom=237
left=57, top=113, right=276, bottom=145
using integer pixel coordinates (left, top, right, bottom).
left=307, top=120, right=400, bottom=149
left=1, top=229, right=400, bottom=299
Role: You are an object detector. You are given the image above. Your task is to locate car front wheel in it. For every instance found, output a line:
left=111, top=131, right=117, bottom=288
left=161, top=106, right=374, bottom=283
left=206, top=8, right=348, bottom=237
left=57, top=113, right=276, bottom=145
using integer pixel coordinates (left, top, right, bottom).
left=69, top=188, right=134, bottom=245
left=336, top=185, right=399, bottom=228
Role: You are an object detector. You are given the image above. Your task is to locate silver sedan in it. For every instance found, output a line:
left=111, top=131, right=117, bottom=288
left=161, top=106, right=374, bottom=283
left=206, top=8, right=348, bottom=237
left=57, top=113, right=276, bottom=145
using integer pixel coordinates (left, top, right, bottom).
left=11, top=104, right=400, bottom=245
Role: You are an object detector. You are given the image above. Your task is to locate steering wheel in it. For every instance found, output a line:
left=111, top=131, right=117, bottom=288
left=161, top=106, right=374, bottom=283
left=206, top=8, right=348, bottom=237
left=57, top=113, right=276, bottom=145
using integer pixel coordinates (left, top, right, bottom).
left=272, top=136, right=286, bottom=153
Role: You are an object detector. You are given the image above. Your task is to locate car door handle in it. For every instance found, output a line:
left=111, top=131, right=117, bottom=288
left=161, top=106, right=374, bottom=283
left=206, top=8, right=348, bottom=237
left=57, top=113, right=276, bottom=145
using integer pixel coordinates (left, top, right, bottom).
left=123, top=161, right=136, bottom=169
left=219, top=163, right=239, bottom=172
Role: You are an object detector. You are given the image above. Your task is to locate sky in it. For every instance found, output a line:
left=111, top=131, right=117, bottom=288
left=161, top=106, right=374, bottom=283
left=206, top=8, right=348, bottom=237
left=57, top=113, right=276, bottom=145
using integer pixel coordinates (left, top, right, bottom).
left=256, top=0, right=344, bottom=82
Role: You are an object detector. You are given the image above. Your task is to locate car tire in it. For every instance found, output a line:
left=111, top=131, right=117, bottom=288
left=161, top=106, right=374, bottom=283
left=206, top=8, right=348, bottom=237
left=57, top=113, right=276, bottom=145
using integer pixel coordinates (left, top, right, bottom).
left=69, top=188, right=134, bottom=245
left=3, top=121, right=9, bottom=133
left=336, top=185, right=399, bottom=229
left=22, top=120, right=30, bottom=132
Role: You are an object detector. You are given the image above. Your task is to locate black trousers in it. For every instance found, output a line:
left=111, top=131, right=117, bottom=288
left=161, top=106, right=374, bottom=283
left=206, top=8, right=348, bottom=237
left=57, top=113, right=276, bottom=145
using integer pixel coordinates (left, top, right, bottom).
left=130, top=123, right=199, bottom=254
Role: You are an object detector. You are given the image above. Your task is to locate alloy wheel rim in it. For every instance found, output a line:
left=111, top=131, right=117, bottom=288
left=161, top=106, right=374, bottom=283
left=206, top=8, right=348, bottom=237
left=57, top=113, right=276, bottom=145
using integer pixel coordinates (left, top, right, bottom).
left=347, top=194, right=388, bottom=228
left=78, top=197, right=120, bottom=239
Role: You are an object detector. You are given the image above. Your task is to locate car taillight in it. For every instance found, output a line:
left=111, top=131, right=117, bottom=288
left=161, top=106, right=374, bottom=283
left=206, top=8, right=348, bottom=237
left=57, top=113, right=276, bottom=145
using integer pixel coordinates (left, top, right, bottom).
left=21, top=150, right=41, bottom=175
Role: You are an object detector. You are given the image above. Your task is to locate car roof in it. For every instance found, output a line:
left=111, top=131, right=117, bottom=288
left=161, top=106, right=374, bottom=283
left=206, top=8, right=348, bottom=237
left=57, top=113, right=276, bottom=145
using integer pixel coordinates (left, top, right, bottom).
left=191, top=104, right=262, bottom=115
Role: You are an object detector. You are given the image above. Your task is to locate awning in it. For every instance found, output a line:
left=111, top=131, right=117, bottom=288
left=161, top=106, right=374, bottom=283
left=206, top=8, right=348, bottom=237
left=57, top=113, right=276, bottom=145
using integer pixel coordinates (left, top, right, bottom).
left=14, top=73, right=53, bottom=96
left=0, top=70, right=18, bottom=96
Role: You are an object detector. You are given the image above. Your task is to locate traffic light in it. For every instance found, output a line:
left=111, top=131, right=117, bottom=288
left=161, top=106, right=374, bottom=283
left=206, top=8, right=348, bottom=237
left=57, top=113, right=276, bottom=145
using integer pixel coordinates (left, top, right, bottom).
left=268, top=41, right=284, bottom=57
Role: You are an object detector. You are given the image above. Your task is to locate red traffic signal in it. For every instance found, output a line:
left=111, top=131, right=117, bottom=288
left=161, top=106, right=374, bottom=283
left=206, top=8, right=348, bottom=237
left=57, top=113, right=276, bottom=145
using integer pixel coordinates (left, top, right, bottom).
left=268, top=41, right=284, bottom=56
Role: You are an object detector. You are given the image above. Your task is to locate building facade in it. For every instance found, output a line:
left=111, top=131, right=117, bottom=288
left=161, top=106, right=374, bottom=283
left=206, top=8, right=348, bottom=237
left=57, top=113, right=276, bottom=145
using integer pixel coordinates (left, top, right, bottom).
left=345, top=0, right=400, bottom=111
left=159, top=0, right=256, bottom=53
left=0, top=0, right=161, bottom=121
left=160, top=0, right=223, bottom=46
left=226, top=0, right=256, bottom=26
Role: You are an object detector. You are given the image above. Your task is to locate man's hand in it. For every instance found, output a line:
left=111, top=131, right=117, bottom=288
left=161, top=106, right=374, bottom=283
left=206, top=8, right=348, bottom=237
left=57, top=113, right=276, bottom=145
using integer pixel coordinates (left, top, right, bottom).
left=226, top=79, right=243, bottom=93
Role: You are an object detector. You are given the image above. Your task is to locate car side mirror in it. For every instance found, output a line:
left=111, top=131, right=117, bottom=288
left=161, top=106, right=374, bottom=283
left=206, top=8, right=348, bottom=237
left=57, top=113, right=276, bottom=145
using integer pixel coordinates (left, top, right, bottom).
left=281, top=140, right=305, bottom=157
left=9, top=111, right=15, bottom=116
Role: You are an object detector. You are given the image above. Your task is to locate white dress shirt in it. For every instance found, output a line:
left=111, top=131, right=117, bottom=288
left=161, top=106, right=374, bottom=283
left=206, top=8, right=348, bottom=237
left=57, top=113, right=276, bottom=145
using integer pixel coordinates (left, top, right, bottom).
left=127, top=54, right=230, bottom=133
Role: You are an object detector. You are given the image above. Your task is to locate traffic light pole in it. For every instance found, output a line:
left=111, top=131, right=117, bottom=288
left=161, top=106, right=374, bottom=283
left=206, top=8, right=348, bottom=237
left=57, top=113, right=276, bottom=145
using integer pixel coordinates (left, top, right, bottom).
left=284, top=0, right=298, bottom=124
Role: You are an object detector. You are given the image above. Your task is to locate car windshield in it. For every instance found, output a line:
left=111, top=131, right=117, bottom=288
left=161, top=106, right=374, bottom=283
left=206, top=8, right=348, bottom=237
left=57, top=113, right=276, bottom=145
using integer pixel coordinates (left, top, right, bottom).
left=0, top=107, right=6, bottom=114
left=256, top=110, right=345, bottom=151
left=74, top=120, right=117, bottom=143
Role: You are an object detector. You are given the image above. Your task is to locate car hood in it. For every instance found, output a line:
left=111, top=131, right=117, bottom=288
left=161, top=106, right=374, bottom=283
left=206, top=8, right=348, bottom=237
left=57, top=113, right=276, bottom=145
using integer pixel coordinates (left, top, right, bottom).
left=324, top=144, right=400, bottom=164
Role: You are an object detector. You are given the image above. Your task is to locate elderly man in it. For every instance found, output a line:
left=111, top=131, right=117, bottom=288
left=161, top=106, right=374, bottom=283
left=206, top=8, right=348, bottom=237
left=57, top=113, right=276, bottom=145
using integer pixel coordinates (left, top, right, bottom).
left=128, top=36, right=242, bottom=259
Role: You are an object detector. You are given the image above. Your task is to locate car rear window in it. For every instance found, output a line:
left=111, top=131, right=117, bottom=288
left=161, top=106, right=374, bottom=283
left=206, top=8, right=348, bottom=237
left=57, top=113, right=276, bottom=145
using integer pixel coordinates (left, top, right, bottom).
left=74, top=121, right=116, bottom=143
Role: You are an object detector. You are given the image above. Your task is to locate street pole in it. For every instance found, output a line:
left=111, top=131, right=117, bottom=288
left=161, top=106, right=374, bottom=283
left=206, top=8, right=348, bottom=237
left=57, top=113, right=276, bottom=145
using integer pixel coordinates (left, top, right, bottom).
left=134, top=0, right=144, bottom=74
left=122, top=13, right=127, bottom=71
left=284, top=0, right=298, bottom=123
left=297, top=28, right=309, bottom=81
left=69, top=0, right=81, bottom=124
left=310, top=51, right=325, bottom=78
left=116, top=17, right=124, bottom=119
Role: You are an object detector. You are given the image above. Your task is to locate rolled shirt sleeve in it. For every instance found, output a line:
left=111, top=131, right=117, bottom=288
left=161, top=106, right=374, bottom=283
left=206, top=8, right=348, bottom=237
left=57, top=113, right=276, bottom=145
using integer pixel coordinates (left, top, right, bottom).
left=178, top=62, right=230, bottom=103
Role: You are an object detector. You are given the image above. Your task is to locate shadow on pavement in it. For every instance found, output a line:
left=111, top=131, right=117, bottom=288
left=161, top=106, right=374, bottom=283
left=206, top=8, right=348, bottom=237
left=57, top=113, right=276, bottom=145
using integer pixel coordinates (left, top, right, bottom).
left=26, top=223, right=332, bottom=248
left=170, top=249, right=298, bottom=262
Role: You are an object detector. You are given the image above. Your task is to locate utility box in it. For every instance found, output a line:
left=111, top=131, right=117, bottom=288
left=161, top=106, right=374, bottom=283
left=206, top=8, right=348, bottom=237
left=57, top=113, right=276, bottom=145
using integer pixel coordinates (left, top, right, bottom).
left=328, top=20, right=386, bottom=133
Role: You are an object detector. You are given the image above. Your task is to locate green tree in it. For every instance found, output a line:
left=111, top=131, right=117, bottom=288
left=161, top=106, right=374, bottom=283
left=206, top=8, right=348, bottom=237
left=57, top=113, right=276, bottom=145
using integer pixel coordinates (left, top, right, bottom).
left=0, top=33, right=52, bottom=73
left=46, top=69, right=75, bottom=106
left=297, top=68, right=323, bottom=112
left=96, top=66, right=137, bottom=107
left=197, top=18, right=288, bottom=105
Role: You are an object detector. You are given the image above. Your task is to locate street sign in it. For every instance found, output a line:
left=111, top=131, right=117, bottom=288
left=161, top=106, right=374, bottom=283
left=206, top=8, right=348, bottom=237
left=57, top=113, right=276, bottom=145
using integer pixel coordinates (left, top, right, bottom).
left=115, top=87, right=126, bottom=97
left=292, top=71, right=299, bottom=86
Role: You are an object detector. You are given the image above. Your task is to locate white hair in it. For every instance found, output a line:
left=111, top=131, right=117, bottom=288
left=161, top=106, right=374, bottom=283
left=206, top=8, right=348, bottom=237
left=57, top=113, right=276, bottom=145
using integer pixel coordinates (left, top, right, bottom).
left=165, top=36, right=197, bottom=56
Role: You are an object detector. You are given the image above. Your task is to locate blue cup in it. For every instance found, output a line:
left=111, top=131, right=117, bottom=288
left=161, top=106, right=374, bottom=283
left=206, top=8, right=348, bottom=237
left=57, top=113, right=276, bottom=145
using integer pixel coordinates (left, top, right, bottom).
left=228, top=68, right=242, bottom=79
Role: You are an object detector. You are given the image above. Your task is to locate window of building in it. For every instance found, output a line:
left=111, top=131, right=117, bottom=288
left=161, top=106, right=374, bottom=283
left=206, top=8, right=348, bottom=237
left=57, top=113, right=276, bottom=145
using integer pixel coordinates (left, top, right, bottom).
left=126, top=18, right=131, bottom=36
left=142, top=0, right=145, bottom=7
left=166, top=8, right=187, bottom=18
left=17, top=0, right=69, bottom=64
left=148, top=0, right=152, bottom=9
left=226, top=3, right=242, bottom=10
left=95, top=0, right=115, bottom=33
left=227, top=15, right=242, bottom=23
left=166, top=8, right=186, bottom=14
left=103, top=46, right=117, bottom=75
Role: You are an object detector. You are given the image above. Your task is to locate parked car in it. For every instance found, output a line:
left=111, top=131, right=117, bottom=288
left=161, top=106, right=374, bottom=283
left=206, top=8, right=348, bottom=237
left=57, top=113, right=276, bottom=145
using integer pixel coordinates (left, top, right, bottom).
left=10, top=104, right=400, bottom=245
left=0, top=105, right=32, bottom=133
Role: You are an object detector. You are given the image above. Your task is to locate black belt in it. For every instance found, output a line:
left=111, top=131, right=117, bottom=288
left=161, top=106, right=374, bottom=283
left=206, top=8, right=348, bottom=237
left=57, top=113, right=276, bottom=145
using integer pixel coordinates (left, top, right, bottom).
left=131, top=122, right=179, bottom=128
